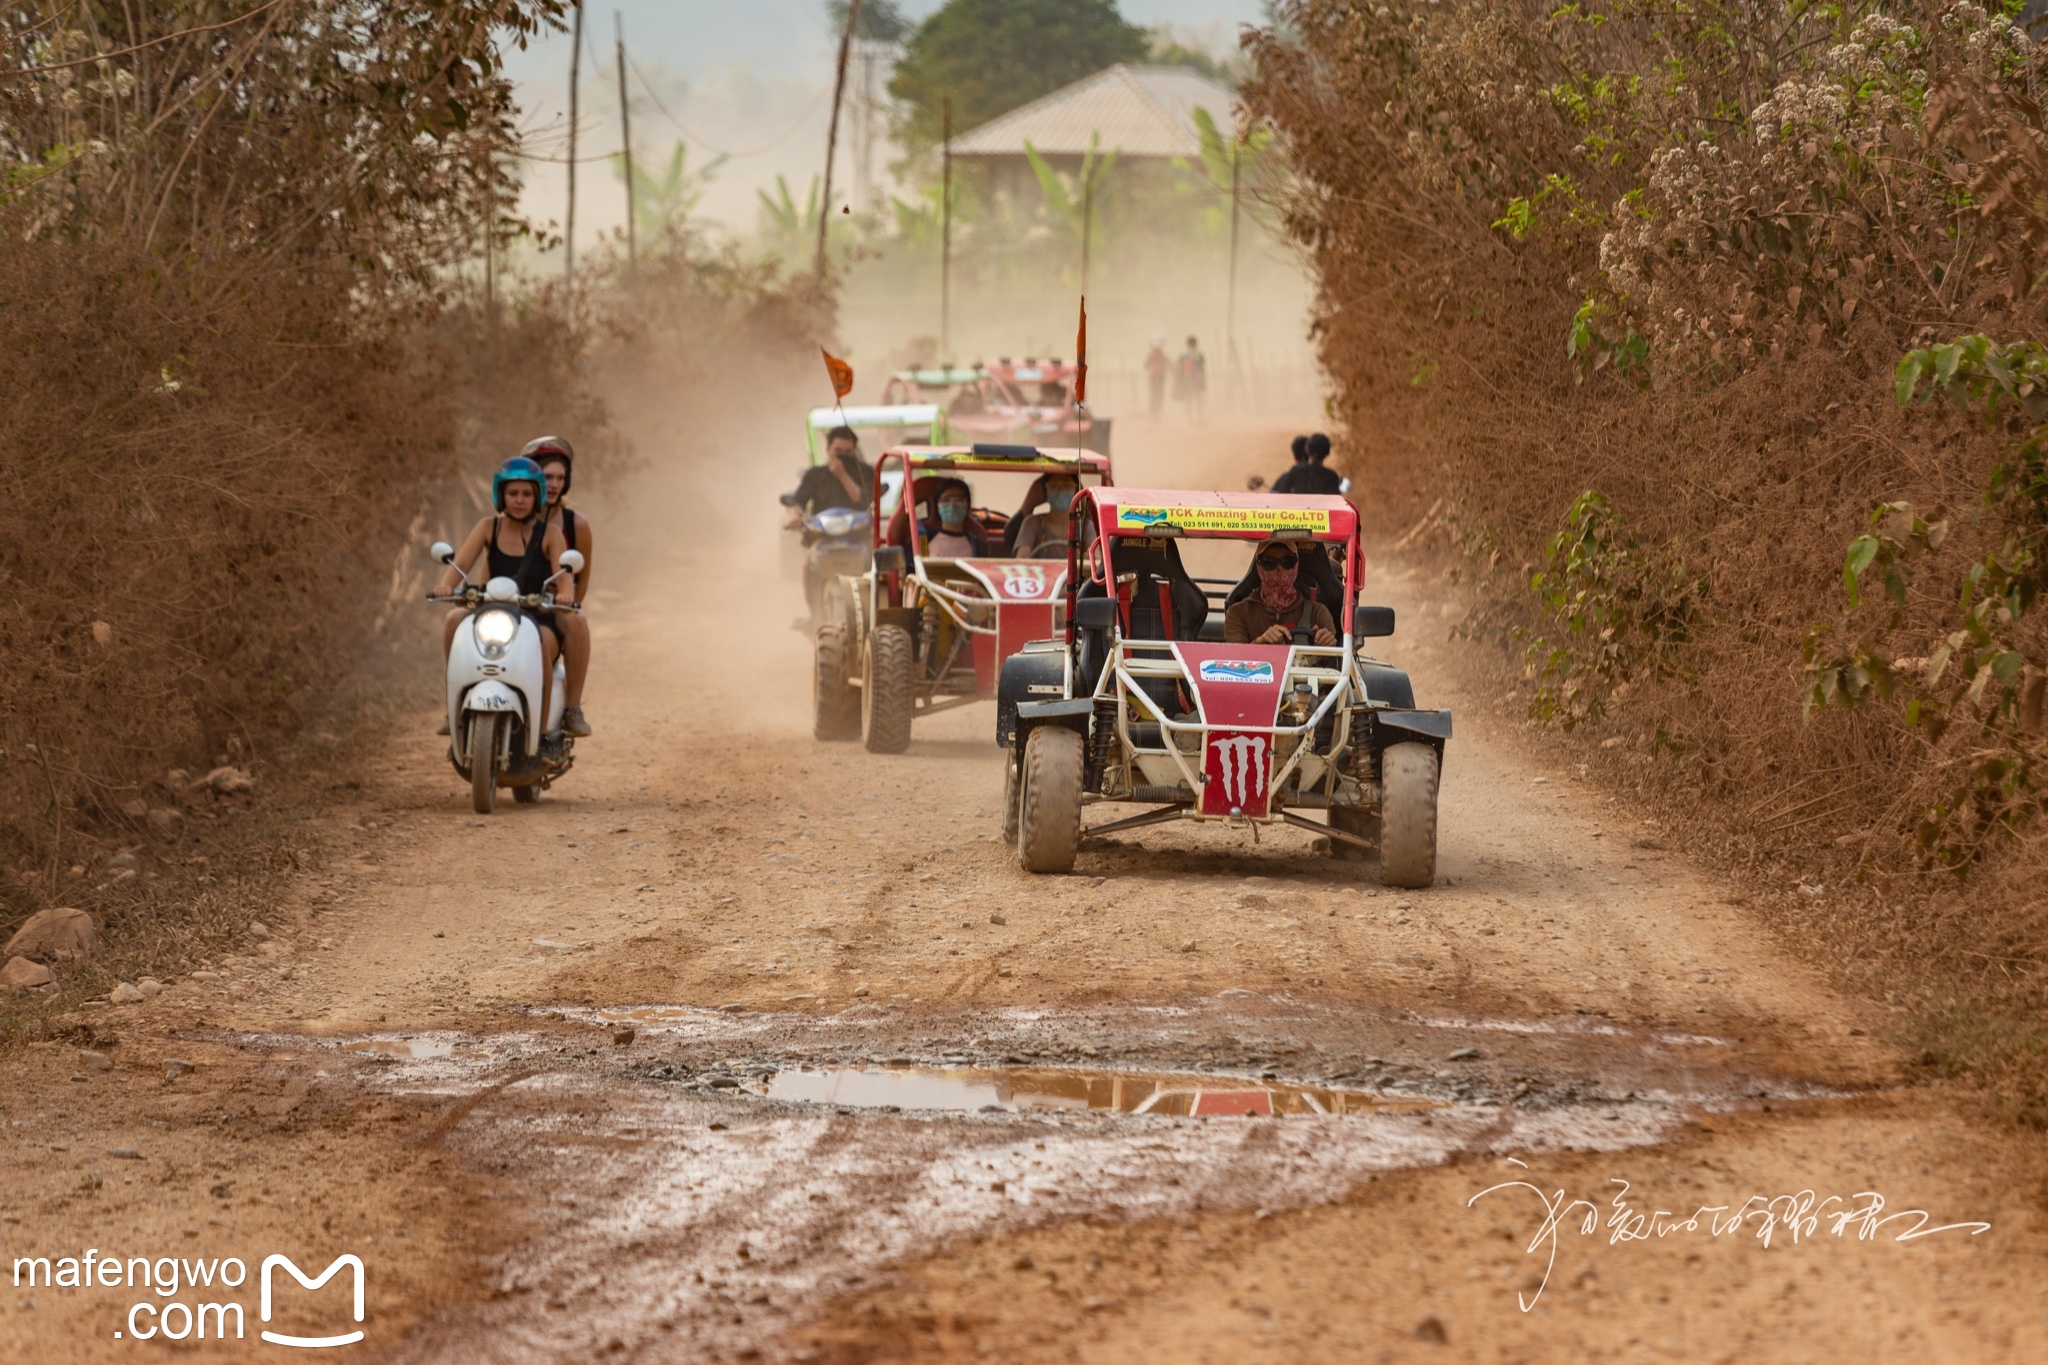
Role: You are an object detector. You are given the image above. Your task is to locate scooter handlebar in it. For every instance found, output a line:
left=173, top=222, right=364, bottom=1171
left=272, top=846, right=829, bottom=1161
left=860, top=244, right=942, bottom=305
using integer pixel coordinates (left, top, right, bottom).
left=425, top=589, right=578, bottom=611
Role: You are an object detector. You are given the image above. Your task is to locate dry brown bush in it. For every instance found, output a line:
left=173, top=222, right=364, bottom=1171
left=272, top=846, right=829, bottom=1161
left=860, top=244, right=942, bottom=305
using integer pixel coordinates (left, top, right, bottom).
left=0, top=4, right=825, bottom=1017
left=1245, top=0, right=2048, bottom=1122
left=0, top=2, right=566, bottom=883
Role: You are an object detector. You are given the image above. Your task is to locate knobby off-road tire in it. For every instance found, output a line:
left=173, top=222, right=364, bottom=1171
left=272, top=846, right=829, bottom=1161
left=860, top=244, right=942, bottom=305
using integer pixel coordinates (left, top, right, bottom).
left=1017, top=726, right=1084, bottom=874
left=863, top=624, right=915, bottom=754
left=1379, top=741, right=1440, bottom=888
left=469, top=713, right=503, bottom=815
left=813, top=625, right=862, bottom=741
left=1328, top=805, right=1379, bottom=863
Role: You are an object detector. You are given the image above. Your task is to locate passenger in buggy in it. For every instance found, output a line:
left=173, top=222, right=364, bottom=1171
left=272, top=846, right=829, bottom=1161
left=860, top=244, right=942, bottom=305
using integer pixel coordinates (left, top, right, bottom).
left=920, top=478, right=991, bottom=557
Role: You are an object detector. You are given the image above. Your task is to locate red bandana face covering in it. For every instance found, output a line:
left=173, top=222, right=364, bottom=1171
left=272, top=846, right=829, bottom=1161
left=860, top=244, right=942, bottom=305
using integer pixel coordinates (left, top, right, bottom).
left=1257, top=560, right=1300, bottom=614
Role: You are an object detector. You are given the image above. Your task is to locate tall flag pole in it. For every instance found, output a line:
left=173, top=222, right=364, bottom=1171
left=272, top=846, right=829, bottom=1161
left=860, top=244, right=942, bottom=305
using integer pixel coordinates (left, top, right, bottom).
left=1073, top=296, right=1087, bottom=461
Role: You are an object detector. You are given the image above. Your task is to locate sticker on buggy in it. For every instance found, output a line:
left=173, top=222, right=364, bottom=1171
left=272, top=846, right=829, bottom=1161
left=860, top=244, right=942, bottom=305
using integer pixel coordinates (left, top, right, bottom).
left=997, top=565, right=1050, bottom=598
left=1198, top=659, right=1275, bottom=684
left=1114, top=505, right=1331, bottom=535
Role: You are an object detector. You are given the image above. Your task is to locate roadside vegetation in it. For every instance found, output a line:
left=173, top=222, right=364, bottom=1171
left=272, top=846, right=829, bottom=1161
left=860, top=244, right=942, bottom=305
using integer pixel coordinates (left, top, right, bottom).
left=0, top=2, right=816, bottom=1020
left=1245, top=0, right=2048, bottom=1124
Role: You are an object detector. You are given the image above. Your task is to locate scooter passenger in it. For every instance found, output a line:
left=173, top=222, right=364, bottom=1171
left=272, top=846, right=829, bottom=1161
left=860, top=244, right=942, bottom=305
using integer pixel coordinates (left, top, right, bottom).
left=528, top=436, right=594, bottom=738
left=434, top=456, right=575, bottom=733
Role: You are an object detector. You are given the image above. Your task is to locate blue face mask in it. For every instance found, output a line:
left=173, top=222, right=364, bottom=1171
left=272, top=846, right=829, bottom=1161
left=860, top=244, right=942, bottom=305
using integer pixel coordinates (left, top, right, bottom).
left=1047, top=485, right=1076, bottom=513
left=938, top=500, right=968, bottom=529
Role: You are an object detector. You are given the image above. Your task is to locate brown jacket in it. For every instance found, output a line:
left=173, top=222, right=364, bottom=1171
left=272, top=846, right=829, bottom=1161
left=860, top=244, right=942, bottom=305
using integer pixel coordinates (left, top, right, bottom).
left=1223, top=593, right=1335, bottom=644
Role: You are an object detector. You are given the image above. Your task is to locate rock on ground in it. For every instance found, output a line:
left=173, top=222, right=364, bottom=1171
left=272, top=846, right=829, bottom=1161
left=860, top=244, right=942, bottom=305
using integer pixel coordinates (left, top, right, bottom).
left=4, top=907, right=99, bottom=961
left=0, top=956, right=53, bottom=992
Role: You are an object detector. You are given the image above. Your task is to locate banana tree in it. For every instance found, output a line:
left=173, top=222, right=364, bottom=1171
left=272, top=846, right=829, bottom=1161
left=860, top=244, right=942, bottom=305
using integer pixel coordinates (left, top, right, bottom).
left=612, top=140, right=725, bottom=248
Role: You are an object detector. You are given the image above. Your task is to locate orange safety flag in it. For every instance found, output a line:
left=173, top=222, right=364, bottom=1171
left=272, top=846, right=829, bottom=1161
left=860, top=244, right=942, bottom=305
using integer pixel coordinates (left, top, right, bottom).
left=1073, top=297, right=1088, bottom=404
left=821, top=347, right=854, bottom=400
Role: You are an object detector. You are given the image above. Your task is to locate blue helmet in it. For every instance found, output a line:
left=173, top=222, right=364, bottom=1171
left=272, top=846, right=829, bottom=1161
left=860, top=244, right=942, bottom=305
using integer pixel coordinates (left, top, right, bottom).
left=492, top=455, right=548, bottom=516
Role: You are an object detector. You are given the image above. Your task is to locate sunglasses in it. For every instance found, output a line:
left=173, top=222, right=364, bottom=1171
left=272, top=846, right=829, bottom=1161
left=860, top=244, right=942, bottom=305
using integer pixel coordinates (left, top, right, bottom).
left=1258, top=553, right=1298, bottom=570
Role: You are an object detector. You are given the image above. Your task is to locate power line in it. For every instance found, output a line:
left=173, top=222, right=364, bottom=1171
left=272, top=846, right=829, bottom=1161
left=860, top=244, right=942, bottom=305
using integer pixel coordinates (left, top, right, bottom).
left=628, top=58, right=831, bottom=160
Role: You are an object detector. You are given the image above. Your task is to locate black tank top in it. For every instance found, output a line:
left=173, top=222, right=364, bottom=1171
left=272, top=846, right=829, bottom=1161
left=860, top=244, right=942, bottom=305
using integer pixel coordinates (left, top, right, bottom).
left=485, top=516, right=550, bottom=595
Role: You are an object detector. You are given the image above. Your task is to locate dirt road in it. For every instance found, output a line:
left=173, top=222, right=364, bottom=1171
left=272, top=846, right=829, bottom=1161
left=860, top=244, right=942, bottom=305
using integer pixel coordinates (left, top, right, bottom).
left=3, top=416, right=2042, bottom=1363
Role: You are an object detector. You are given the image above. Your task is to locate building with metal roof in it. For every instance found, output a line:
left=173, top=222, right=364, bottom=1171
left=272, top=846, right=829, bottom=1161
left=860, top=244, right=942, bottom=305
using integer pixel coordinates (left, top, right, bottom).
left=947, top=64, right=1238, bottom=194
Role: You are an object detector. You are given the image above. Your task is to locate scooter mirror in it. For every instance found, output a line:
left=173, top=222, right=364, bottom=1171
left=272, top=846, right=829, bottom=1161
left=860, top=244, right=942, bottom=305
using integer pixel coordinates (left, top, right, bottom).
left=778, top=491, right=799, bottom=507
left=430, top=541, right=455, bottom=565
left=559, top=549, right=585, bottom=574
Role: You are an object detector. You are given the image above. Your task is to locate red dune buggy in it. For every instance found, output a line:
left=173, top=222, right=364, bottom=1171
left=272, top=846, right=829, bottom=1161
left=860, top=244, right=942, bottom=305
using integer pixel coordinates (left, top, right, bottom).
left=813, top=444, right=1113, bottom=752
left=994, top=488, right=1450, bottom=886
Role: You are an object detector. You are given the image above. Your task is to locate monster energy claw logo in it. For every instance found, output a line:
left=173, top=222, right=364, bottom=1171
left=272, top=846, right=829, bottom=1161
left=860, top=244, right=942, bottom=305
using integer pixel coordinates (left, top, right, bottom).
left=1211, top=734, right=1268, bottom=805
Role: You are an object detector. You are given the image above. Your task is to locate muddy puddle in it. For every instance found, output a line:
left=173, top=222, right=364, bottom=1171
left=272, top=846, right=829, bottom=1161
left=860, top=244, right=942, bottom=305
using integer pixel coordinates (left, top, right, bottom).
left=289, top=997, right=1854, bottom=1364
left=341, top=1036, right=489, bottom=1061
left=754, top=1064, right=1440, bottom=1117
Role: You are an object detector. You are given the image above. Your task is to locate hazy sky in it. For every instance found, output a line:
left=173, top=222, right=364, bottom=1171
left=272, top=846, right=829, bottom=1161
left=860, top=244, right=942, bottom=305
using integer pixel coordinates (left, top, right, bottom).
left=504, top=1, right=1268, bottom=249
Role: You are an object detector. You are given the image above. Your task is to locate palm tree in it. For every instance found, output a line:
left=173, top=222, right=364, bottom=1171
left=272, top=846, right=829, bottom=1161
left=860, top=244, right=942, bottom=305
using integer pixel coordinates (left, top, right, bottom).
left=611, top=140, right=725, bottom=248
left=756, top=173, right=822, bottom=261
left=1024, top=133, right=1118, bottom=265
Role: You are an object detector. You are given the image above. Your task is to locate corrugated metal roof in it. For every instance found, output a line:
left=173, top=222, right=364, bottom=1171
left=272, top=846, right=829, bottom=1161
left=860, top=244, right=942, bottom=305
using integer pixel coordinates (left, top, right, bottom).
left=947, top=64, right=1237, bottom=161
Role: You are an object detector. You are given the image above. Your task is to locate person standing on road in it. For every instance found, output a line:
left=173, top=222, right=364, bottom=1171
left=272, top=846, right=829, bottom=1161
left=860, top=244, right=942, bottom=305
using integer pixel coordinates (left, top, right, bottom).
left=1271, top=435, right=1311, bottom=493
left=1288, top=432, right=1345, bottom=497
left=1174, top=336, right=1207, bottom=424
left=529, top=437, right=595, bottom=739
left=1144, top=334, right=1170, bottom=418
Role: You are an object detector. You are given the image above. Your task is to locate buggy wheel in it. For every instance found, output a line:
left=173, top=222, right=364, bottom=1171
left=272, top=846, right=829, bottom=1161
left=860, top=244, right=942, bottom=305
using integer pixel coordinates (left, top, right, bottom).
left=1379, top=742, right=1440, bottom=888
left=1328, top=804, right=1378, bottom=863
left=1017, top=726, right=1083, bottom=874
left=813, top=625, right=862, bottom=741
left=468, top=713, right=503, bottom=815
left=1002, top=748, right=1022, bottom=848
left=513, top=783, right=540, bottom=804
left=863, top=624, right=915, bottom=754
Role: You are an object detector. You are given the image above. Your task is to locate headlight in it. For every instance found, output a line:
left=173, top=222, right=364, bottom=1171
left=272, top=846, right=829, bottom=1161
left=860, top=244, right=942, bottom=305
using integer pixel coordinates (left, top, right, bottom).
left=816, top=510, right=857, bottom=537
left=474, top=609, right=518, bottom=656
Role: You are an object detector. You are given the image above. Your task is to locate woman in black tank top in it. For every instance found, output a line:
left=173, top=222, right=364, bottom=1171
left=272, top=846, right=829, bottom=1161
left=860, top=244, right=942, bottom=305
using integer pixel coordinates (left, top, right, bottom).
left=485, top=514, right=552, bottom=597
left=432, top=457, right=577, bottom=734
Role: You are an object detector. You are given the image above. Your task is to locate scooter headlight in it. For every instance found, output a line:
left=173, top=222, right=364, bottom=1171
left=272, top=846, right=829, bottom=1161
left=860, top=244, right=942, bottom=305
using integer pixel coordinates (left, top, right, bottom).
left=474, top=607, right=518, bottom=658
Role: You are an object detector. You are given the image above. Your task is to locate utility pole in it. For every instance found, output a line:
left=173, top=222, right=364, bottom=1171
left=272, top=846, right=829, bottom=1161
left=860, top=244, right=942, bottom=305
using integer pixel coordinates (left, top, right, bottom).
left=566, top=0, right=583, bottom=286
left=615, top=11, right=635, bottom=271
left=817, top=0, right=861, bottom=280
left=484, top=165, right=497, bottom=337
left=1226, top=140, right=1242, bottom=386
left=940, top=96, right=952, bottom=364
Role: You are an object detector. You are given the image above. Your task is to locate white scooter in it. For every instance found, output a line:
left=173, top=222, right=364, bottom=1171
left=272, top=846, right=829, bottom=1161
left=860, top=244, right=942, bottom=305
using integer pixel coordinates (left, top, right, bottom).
left=427, top=542, right=585, bottom=813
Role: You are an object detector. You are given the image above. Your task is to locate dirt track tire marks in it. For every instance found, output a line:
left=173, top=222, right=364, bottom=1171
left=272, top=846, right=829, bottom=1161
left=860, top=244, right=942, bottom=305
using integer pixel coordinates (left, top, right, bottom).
left=1379, top=742, right=1439, bottom=889
left=1018, top=726, right=1084, bottom=874
left=863, top=624, right=915, bottom=754
left=814, top=625, right=862, bottom=741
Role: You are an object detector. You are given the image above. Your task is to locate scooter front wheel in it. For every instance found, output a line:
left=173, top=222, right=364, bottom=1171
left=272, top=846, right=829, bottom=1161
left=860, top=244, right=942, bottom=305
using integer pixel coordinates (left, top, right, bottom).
left=469, top=713, right=503, bottom=814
